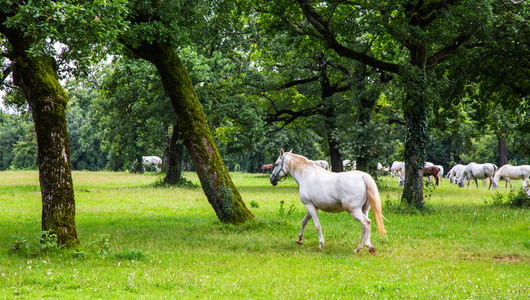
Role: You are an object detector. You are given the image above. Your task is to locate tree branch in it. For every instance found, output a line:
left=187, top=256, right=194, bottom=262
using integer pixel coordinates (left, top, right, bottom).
left=426, top=27, right=479, bottom=69
left=295, top=0, right=400, bottom=74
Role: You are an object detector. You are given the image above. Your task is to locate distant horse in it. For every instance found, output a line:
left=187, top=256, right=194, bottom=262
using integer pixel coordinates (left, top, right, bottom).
left=423, top=166, right=441, bottom=186
left=446, top=164, right=465, bottom=184
left=142, top=156, right=162, bottom=172
left=390, top=161, right=404, bottom=178
left=424, top=162, right=434, bottom=167
left=458, top=162, right=498, bottom=189
left=258, top=164, right=273, bottom=173
left=270, top=150, right=386, bottom=253
left=492, top=164, right=530, bottom=190
left=312, top=160, right=330, bottom=171
left=343, top=160, right=356, bottom=171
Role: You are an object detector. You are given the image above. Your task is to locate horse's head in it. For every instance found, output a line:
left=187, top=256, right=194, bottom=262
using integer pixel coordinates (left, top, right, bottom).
left=270, top=149, right=291, bottom=186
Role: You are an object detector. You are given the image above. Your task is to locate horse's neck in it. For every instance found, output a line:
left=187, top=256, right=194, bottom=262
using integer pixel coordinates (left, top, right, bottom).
left=286, top=154, right=313, bottom=185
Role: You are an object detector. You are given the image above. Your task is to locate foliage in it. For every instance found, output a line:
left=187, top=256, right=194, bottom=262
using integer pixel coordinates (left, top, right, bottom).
left=95, top=58, right=173, bottom=170
left=0, top=112, right=36, bottom=170
left=488, top=189, right=530, bottom=209
left=38, top=231, right=62, bottom=253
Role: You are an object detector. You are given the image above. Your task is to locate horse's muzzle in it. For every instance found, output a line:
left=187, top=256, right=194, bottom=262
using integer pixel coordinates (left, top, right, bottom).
left=270, top=177, right=278, bottom=186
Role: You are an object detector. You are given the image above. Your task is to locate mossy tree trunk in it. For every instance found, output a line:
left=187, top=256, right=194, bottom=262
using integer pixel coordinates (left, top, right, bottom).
left=127, top=42, right=253, bottom=224
left=401, top=38, right=428, bottom=209
left=3, top=30, right=79, bottom=247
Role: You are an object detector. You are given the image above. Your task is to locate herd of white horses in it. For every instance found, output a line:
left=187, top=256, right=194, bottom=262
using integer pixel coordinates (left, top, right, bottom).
left=268, top=150, right=529, bottom=254
left=388, top=160, right=530, bottom=190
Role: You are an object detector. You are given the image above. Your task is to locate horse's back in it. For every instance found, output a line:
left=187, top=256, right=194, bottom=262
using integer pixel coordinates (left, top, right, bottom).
left=299, top=170, right=368, bottom=213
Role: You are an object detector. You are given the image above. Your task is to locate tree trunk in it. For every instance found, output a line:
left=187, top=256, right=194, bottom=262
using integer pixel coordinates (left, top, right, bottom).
left=326, top=122, right=343, bottom=172
left=165, top=124, right=184, bottom=184
left=127, top=42, right=253, bottom=224
left=401, top=39, right=428, bottom=208
left=497, top=133, right=508, bottom=167
left=11, top=54, right=79, bottom=247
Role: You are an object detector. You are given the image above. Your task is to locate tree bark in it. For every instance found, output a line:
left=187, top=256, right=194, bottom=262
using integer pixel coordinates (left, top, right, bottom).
left=2, top=27, right=79, bottom=246
left=126, top=42, right=253, bottom=224
left=401, top=38, right=428, bottom=208
left=497, top=134, right=508, bottom=167
left=164, top=124, right=184, bottom=184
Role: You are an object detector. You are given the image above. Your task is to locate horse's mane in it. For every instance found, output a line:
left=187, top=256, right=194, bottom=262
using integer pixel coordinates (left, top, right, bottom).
left=286, top=153, right=313, bottom=170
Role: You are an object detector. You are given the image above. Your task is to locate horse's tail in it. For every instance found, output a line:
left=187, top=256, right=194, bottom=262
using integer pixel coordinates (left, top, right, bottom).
left=363, top=174, right=386, bottom=239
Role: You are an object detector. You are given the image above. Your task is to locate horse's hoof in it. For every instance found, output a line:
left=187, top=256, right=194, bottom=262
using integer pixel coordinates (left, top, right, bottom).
left=319, top=244, right=325, bottom=250
left=368, top=246, right=376, bottom=255
left=296, top=240, right=303, bottom=245
left=354, top=247, right=362, bottom=253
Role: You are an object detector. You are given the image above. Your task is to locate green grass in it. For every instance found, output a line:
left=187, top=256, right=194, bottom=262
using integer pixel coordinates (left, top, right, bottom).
left=0, top=171, right=528, bottom=299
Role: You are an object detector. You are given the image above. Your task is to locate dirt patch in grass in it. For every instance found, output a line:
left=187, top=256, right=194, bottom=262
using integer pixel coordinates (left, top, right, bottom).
left=492, top=256, right=525, bottom=263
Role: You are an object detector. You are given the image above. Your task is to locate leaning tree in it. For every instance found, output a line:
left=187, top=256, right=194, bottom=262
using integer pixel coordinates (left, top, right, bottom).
left=118, top=1, right=254, bottom=224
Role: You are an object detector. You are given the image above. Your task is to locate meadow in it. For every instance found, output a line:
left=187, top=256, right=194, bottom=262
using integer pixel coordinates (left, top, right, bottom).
left=0, top=170, right=528, bottom=299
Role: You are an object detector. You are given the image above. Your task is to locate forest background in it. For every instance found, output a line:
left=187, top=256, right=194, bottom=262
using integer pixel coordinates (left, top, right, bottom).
left=0, top=1, right=528, bottom=175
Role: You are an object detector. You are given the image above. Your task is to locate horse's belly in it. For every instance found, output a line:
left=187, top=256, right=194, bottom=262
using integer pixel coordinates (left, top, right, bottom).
left=300, top=191, right=345, bottom=213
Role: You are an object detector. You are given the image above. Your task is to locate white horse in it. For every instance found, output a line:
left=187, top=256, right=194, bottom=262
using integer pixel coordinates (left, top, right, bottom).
left=492, top=164, right=530, bottom=190
left=312, top=160, right=330, bottom=171
left=446, top=164, right=465, bottom=184
left=390, top=161, right=404, bottom=178
left=270, top=150, right=386, bottom=253
left=142, top=156, right=162, bottom=172
left=457, top=162, right=498, bottom=189
left=343, top=160, right=356, bottom=171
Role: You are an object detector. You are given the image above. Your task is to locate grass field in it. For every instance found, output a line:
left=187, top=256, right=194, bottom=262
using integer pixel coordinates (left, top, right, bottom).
left=0, top=170, right=528, bottom=299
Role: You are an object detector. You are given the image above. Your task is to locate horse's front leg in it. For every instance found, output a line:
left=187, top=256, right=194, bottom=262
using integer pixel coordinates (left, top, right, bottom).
left=297, top=212, right=312, bottom=245
left=305, top=205, right=324, bottom=250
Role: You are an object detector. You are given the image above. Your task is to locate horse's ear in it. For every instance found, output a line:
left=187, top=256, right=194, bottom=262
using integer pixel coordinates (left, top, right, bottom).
left=288, top=149, right=293, bottom=153
left=280, top=149, right=284, bottom=156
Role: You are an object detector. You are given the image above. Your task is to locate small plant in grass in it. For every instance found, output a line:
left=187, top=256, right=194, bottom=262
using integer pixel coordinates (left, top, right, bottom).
left=115, top=249, right=148, bottom=261
left=38, top=231, right=63, bottom=253
left=487, top=190, right=529, bottom=208
left=71, top=250, right=88, bottom=260
left=278, top=200, right=295, bottom=217
left=10, top=235, right=29, bottom=253
left=487, top=192, right=506, bottom=206
left=506, top=189, right=530, bottom=208
left=87, top=234, right=111, bottom=256
left=250, top=200, right=259, bottom=208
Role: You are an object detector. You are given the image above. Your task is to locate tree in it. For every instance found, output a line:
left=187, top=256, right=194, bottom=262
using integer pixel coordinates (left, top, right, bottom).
left=0, top=1, right=127, bottom=246
left=119, top=1, right=253, bottom=224
left=260, top=0, right=500, bottom=207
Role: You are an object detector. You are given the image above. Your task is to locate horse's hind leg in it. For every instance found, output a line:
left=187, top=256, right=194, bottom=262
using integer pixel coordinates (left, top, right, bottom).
left=349, top=208, right=373, bottom=254
left=297, top=212, right=312, bottom=245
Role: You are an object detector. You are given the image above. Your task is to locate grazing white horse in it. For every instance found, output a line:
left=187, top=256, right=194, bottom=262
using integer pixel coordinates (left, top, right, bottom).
left=312, top=160, right=330, bottom=171
left=492, top=164, right=530, bottom=190
left=390, top=161, right=404, bottom=178
left=142, top=156, right=162, bottom=172
left=270, top=150, right=386, bottom=254
left=457, top=162, right=497, bottom=189
left=343, top=160, right=356, bottom=171
left=446, top=164, right=465, bottom=184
